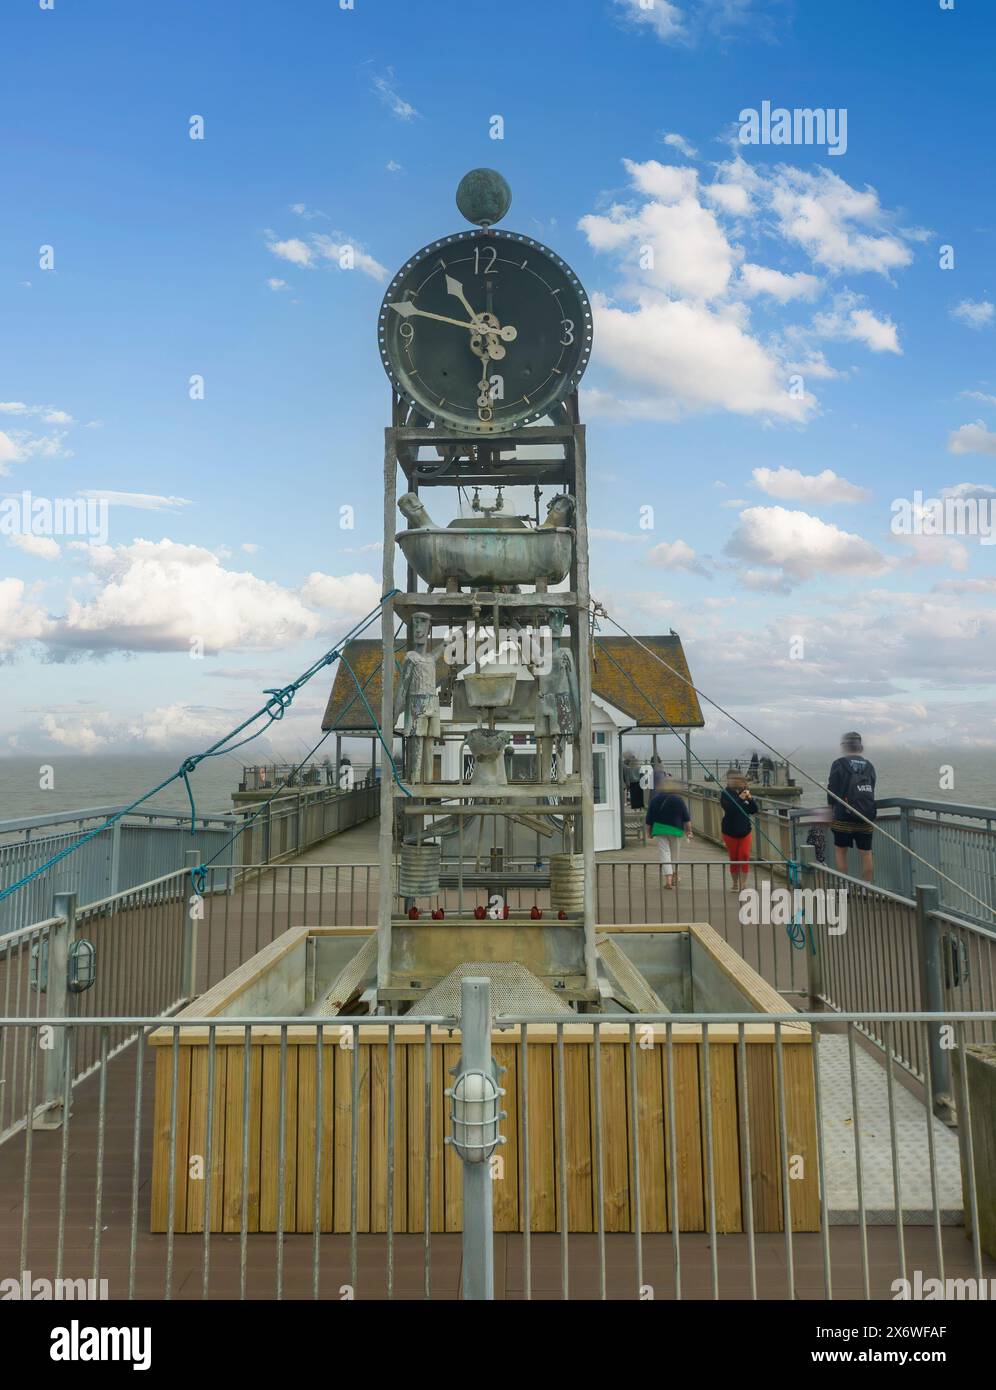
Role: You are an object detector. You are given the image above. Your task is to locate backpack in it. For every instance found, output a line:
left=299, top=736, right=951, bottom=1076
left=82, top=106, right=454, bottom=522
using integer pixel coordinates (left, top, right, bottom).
left=841, top=758, right=876, bottom=822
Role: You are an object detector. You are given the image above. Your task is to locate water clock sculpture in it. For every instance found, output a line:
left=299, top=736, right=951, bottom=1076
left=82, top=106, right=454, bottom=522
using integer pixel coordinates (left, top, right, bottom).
left=376, top=168, right=597, bottom=1007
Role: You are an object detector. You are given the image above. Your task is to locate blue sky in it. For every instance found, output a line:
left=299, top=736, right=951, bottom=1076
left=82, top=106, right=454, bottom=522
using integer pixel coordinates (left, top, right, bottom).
left=2, top=0, right=995, bottom=761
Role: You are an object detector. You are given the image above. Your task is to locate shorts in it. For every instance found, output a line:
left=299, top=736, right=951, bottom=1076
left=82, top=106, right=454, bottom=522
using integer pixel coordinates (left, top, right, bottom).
left=832, top=828, right=873, bottom=852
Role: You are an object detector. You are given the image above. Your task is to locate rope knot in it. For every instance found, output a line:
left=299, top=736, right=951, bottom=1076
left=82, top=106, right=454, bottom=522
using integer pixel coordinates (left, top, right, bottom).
left=263, top=686, right=295, bottom=720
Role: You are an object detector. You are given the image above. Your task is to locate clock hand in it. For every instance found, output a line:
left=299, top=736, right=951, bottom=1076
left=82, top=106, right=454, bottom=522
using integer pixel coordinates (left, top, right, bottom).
left=389, top=300, right=517, bottom=341
left=445, top=275, right=478, bottom=322
left=388, top=302, right=480, bottom=331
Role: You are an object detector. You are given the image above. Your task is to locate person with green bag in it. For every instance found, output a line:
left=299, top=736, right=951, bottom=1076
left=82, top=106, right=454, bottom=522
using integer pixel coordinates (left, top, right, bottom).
left=644, top=783, right=693, bottom=889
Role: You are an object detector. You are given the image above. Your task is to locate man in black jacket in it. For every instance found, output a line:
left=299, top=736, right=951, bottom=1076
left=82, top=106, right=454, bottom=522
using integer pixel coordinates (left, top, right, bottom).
left=827, top=731, right=876, bottom=882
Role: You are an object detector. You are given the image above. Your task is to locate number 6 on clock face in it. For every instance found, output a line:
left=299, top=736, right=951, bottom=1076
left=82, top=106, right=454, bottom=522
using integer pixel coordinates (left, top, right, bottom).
left=378, top=228, right=593, bottom=433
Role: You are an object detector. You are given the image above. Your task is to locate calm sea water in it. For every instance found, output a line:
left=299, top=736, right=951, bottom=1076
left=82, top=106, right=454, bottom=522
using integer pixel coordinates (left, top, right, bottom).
left=2, top=746, right=995, bottom=823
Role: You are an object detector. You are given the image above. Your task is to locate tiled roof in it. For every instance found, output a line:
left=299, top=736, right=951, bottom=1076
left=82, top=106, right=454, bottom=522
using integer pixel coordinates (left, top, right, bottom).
left=321, top=634, right=703, bottom=732
left=591, top=635, right=703, bottom=729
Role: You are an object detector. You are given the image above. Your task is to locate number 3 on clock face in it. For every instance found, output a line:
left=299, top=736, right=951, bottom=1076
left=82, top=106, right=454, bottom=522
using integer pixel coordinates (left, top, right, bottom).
left=378, top=229, right=593, bottom=433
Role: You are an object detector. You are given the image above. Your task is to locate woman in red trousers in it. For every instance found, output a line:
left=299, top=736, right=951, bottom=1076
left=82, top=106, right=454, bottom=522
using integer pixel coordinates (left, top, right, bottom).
left=720, top=772, right=759, bottom=889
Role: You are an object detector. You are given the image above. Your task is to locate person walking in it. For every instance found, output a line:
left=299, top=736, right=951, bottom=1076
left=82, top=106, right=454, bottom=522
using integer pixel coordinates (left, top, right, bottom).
left=828, top=731, right=876, bottom=881
left=720, top=773, right=758, bottom=890
left=645, top=783, right=693, bottom=889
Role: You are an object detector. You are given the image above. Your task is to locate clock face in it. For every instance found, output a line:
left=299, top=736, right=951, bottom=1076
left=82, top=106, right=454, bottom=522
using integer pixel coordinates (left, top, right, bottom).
left=378, top=229, right=592, bottom=433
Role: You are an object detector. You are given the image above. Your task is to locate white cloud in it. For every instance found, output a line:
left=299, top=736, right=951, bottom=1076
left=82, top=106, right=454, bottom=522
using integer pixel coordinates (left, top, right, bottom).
left=578, top=151, right=913, bottom=424
left=48, top=539, right=323, bottom=655
left=726, top=506, right=891, bottom=585
left=739, top=263, right=820, bottom=303
left=16, top=431, right=74, bottom=460
left=241, top=542, right=260, bottom=554
left=266, top=231, right=387, bottom=283
left=289, top=203, right=328, bottom=221
left=646, top=538, right=710, bottom=576
left=590, top=528, right=639, bottom=541
left=951, top=299, right=994, bottom=330
left=612, top=0, right=686, bottom=42
left=893, top=533, right=970, bottom=571
left=581, top=159, right=735, bottom=300
left=961, top=389, right=996, bottom=406
left=0, top=577, right=52, bottom=651
left=386, top=160, right=403, bottom=173
left=584, top=293, right=813, bottom=422
left=8, top=534, right=60, bottom=560
left=766, top=166, right=914, bottom=276
left=267, top=277, right=289, bottom=291
left=813, top=294, right=901, bottom=353
left=751, top=466, right=870, bottom=504
left=371, top=69, right=420, bottom=122
left=299, top=571, right=382, bottom=617
left=660, top=131, right=698, bottom=158
left=266, top=236, right=314, bottom=268
left=77, top=490, right=192, bottom=511
left=0, top=431, right=20, bottom=471
left=310, top=235, right=388, bottom=282
left=703, top=180, right=752, bottom=216
left=947, top=421, right=996, bottom=456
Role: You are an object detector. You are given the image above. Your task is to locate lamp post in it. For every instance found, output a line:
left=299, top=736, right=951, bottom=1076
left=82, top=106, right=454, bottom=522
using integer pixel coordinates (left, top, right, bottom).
left=446, top=977, right=505, bottom=1299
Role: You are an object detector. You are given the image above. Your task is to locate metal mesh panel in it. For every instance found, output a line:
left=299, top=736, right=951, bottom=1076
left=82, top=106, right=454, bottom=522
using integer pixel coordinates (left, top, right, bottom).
left=414, top=960, right=574, bottom=1018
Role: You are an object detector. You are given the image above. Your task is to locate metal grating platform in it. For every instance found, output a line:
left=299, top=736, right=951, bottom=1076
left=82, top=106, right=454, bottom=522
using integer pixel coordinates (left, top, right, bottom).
left=413, top=961, right=575, bottom=1020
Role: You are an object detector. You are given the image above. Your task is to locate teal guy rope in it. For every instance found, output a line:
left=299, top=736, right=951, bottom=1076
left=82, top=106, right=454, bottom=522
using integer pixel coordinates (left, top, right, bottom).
left=191, top=621, right=409, bottom=887
left=0, top=590, right=400, bottom=905
left=192, top=724, right=338, bottom=884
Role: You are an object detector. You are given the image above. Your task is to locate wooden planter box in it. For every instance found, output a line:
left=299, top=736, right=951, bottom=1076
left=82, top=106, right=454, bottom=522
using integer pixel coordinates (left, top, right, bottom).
left=150, top=923, right=819, bottom=1235
left=956, top=1044, right=996, bottom=1259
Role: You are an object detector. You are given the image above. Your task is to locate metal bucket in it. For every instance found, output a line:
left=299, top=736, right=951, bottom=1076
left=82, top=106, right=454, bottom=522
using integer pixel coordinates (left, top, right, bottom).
left=399, top=842, right=441, bottom=897
left=549, top=853, right=585, bottom=912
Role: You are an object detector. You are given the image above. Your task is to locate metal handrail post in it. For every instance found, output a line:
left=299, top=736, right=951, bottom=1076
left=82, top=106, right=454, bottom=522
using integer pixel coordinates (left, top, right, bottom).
left=798, top=845, right=823, bottom=1004
left=39, top=889, right=76, bottom=1125
left=915, top=884, right=955, bottom=1123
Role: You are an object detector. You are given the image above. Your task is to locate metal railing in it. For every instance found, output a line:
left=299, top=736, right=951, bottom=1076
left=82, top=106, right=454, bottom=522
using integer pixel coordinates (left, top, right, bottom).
left=0, top=1007, right=993, bottom=1300
left=0, top=780, right=379, bottom=937
left=641, top=756, right=792, bottom=787
left=4, top=851, right=995, bottom=1139
left=241, top=761, right=376, bottom=791
left=793, top=797, right=996, bottom=928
